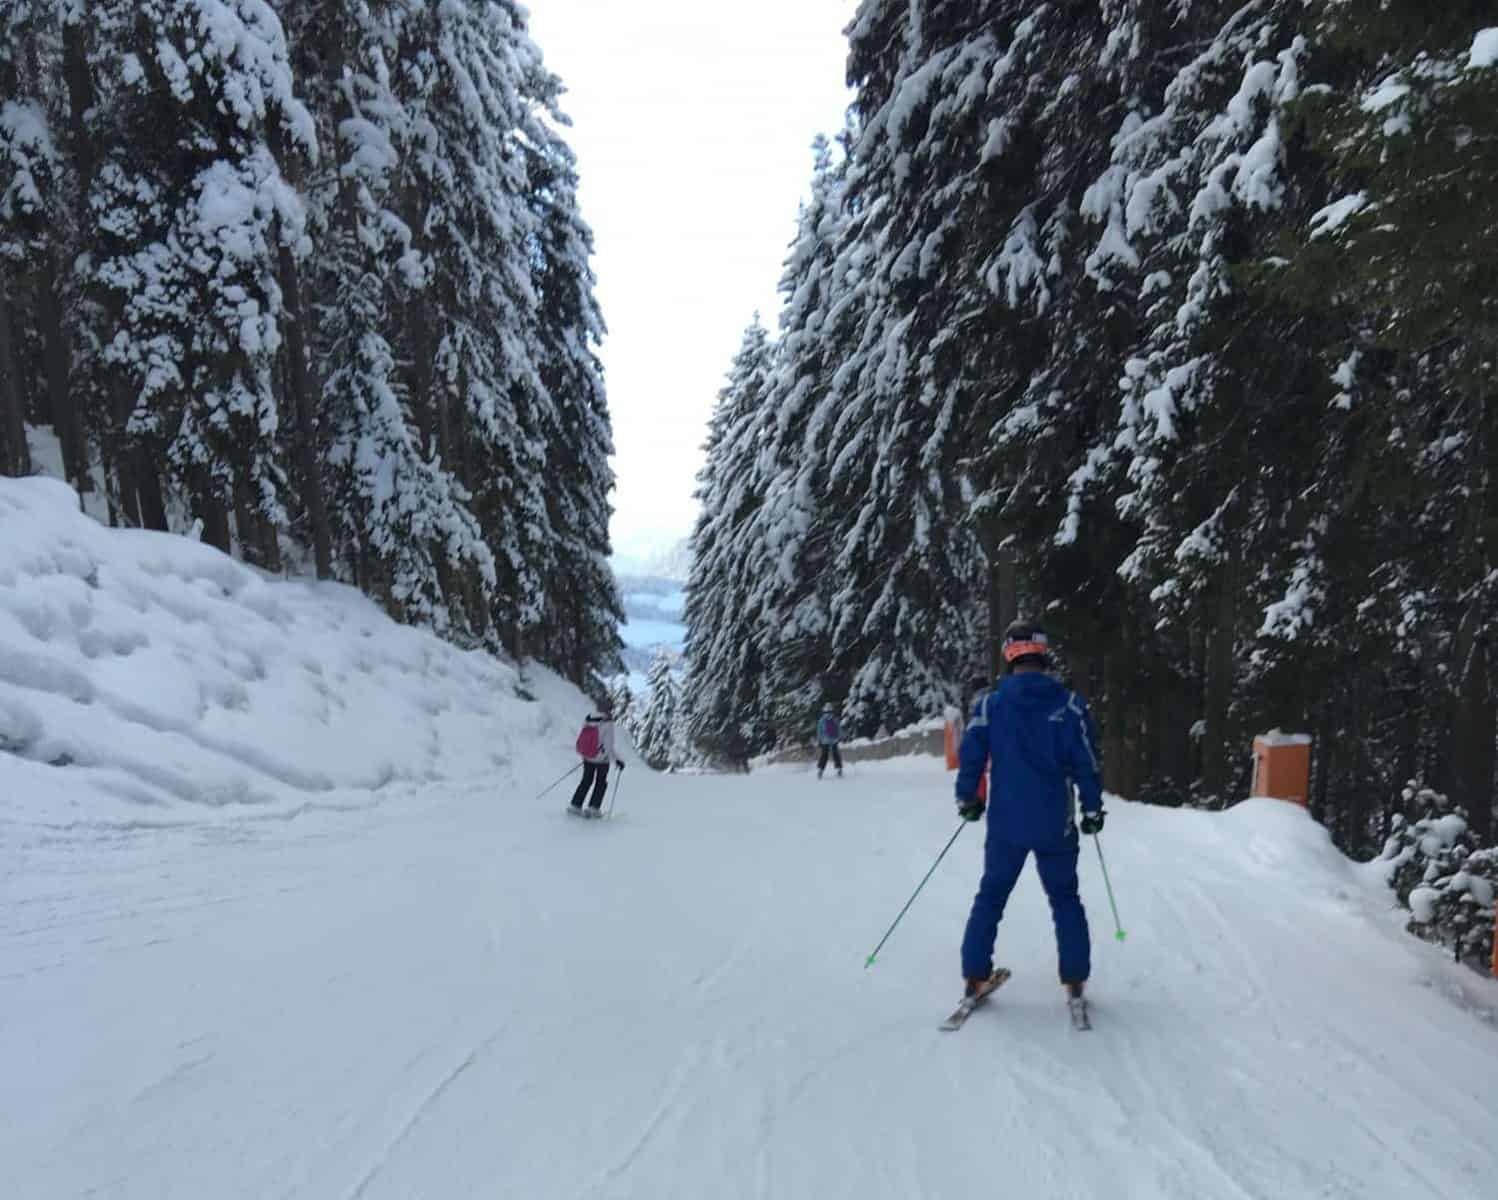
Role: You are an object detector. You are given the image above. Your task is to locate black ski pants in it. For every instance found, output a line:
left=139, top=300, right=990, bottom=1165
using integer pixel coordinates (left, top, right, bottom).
left=571, top=761, right=610, bottom=810
left=817, top=744, right=843, bottom=772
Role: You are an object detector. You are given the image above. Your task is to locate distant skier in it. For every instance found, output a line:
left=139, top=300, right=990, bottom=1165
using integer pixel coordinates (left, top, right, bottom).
left=570, top=702, right=624, bottom=818
left=816, top=703, right=843, bottom=779
left=964, top=675, right=990, bottom=716
left=955, top=624, right=1105, bottom=1029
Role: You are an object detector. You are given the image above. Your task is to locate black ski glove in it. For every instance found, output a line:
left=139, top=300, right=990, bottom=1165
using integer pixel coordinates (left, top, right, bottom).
left=1080, top=808, right=1106, bottom=836
left=615, top=759, right=626, bottom=770
left=957, top=796, right=985, bottom=822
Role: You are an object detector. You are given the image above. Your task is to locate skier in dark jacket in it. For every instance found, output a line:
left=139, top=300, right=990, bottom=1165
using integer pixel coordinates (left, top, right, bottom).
left=964, top=676, right=990, bottom=717
left=955, top=624, right=1105, bottom=1028
left=816, top=704, right=843, bottom=778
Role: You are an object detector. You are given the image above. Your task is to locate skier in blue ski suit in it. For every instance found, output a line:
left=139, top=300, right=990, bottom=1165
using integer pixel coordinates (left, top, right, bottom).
left=955, top=624, right=1105, bottom=1002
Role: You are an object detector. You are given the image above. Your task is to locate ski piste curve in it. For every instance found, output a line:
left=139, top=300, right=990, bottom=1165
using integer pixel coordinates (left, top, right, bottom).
left=3, top=478, right=1496, bottom=1198
left=8, top=759, right=1498, bottom=1198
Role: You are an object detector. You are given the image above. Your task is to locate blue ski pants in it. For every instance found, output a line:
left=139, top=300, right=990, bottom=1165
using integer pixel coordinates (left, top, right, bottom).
left=961, top=831, right=1090, bottom=984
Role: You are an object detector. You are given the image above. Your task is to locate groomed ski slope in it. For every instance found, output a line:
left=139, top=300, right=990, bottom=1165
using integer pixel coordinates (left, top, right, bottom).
left=4, top=477, right=1498, bottom=1199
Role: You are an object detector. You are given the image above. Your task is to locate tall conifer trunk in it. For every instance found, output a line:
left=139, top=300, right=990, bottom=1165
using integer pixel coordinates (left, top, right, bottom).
left=1103, top=636, right=1137, bottom=799
left=196, top=474, right=232, bottom=555
left=38, top=258, right=85, bottom=493
left=1154, top=670, right=1194, bottom=803
left=278, top=240, right=331, bottom=578
left=0, top=299, right=27, bottom=476
left=1452, top=377, right=1497, bottom=841
left=1452, top=637, right=1493, bottom=844
left=1203, top=560, right=1238, bottom=800
left=59, top=17, right=94, bottom=495
left=131, top=431, right=169, bottom=531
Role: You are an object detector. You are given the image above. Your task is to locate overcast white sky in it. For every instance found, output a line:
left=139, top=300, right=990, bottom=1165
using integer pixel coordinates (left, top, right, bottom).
left=525, top=0, right=857, bottom=571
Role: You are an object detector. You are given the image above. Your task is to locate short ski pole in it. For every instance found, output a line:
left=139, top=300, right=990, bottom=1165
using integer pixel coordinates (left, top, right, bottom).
left=535, top=763, right=581, bottom=801
left=864, top=821, right=968, bottom=968
left=1092, top=834, right=1127, bottom=942
left=605, top=764, right=624, bottom=819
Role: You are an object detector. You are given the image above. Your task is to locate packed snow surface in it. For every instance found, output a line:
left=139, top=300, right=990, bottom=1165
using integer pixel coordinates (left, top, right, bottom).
left=1254, top=729, right=1312, bottom=747
left=4, top=477, right=1498, bottom=1198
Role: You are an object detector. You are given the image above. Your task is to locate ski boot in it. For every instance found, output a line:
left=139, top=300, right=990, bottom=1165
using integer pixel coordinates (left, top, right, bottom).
left=1065, top=982, right=1091, bottom=1031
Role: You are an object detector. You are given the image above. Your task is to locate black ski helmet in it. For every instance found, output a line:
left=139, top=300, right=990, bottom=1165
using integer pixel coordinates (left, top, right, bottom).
left=1001, top=622, right=1052, bottom=668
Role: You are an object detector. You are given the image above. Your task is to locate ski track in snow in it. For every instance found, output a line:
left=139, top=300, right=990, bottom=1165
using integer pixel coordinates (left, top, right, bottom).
left=12, top=475, right=1495, bottom=1195
left=4, top=760, right=1498, bottom=1195
left=346, top=1030, right=505, bottom=1200
left=588, top=1047, right=701, bottom=1195
left=5, top=759, right=1498, bottom=1197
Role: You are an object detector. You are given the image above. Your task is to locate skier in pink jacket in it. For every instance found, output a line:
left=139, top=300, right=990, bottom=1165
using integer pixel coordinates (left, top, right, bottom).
left=570, top=702, right=624, bottom=818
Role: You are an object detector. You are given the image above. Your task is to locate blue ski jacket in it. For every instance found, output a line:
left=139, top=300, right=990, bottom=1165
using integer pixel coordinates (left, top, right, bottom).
left=956, top=673, right=1104, bottom=847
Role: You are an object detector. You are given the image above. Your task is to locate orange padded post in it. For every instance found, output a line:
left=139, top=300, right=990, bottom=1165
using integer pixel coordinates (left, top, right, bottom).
left=944, top=718, right=959, bottom=769
left=1250, top=732, right=1312, bottom=806
left=946, top=715, right=986, bottom=801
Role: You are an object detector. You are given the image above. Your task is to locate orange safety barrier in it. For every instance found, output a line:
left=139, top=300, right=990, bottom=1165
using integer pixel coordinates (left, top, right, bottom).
left=1250, top=732, right=1311, bottom=806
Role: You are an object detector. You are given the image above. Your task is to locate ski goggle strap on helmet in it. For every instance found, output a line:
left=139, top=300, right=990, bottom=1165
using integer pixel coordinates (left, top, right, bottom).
left=1002, top=630, right=1050, bottom=663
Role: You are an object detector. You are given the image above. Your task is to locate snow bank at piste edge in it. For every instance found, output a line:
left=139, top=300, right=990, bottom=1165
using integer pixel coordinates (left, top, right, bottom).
left=0, top=475, right=589, bottom=835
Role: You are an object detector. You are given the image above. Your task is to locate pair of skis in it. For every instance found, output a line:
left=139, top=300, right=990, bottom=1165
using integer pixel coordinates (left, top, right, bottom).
left=565, top=806, right=608, bottom=821
left=938, top=968, right=1091, bottom=1031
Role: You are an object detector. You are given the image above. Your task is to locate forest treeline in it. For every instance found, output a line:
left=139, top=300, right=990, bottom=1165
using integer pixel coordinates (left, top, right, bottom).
left=0, top=0, right=622, bottom=684
left=682, top=0, right=1498, bottom=858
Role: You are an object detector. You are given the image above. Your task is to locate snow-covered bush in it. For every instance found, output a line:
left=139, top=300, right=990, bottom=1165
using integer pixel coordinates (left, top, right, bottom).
left=1380, top=782, right=1496, bottom=974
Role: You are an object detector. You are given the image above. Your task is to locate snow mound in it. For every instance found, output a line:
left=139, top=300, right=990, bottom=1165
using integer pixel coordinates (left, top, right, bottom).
left=0, top=476, right=573, bottom=833
left=1471, top=27, right=1498, bottom=69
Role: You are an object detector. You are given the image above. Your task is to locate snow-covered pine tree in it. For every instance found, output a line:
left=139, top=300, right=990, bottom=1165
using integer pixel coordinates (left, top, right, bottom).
left=819, top=1, right=1028, bottom=733
left=668, top=699, right=701, bottom=772
left=1, top=0, right=622, bottom=684
left=518, top=61, right=623, bottom=685
left=318, top=242, right=497, bottom=636
left=607, top=677, right=634, bottom=734
left=662, top=0, right=1492, bottom=847
left=284, top=0, right=496, bottom=637
left=683, top=317, right=777, bottom=762
left=88, top=0, right=316, bottom=562
left=0, top=1, right=54, bottom=478
left=0, top=3, right=97, bottom=495
left=923, top=0, right=1151, bottom=759
left=391, top=0, right=556, bottom=651
left=750, top=135, right=851, bottom=742
left=1259, top=4, right=1498, bottom=842
left=64, top=6, right=171, bottom=531
left=1381, top=782, right=1496, bottom=974
left=636, top=648, right=680, bottom=771
left=1045, top=3, right=1321, bottom=800
left=260, top=0, right=352, bottom=581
